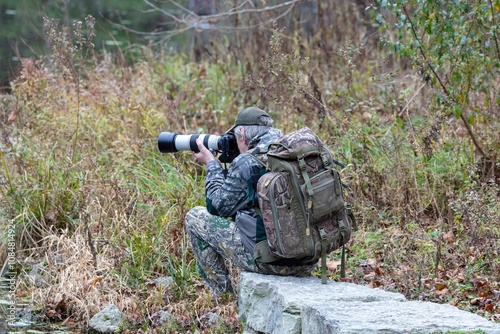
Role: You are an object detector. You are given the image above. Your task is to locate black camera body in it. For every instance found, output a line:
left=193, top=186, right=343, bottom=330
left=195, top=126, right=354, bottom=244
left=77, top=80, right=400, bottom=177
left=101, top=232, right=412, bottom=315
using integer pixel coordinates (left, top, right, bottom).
left=158, top=132, right=239, bottom=163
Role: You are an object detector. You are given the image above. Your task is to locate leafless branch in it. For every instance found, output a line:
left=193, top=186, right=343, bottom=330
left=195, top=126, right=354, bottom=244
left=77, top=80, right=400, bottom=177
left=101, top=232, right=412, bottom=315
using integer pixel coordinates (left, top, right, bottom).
left=115, top=0, right=303, bottom=42
left=142, top=0, right=188, bottom=23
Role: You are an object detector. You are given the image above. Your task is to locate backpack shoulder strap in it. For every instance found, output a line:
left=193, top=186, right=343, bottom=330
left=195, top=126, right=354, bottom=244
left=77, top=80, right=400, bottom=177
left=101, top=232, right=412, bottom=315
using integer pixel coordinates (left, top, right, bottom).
left=240, top=151, right=267, bottom=217
left=242, top=145, right=270, bottom=170
left=245, top=151, right=266, bottom=168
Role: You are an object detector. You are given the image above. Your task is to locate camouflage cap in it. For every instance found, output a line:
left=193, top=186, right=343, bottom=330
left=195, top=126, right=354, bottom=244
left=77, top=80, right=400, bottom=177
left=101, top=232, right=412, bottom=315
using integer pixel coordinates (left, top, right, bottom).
left=226, top=107, right=271, bottom=134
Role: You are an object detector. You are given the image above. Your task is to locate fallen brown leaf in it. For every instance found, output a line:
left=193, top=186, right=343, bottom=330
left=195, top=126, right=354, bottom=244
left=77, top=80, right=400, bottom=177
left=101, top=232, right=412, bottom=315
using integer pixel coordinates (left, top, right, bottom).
left=435, top=288, right=449, bottom=296
left=443, top=230, right=455, bottom=244
left=86, top=276, right=103, bottom=287
left=435, top=280, right=447, bottom=291
left=326, top=259, right=342, bottom=272
left=470, top=298, right=481, bottom=305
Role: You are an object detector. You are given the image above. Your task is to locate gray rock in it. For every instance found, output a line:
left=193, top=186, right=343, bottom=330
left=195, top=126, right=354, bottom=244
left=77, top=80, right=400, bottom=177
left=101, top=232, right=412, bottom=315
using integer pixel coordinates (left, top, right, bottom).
left=88, top=304, right=124, bottom=334
left=157, top=310, right=171, bottom=323
left=200, top=311, right=220, bottom=327
left=238, top=272, right=500, bottom=334
left=150, top=276, right=174, bottom=287
left=150, top=309, right=171, bottom=327
left=16, top=306, right=41, bottom=323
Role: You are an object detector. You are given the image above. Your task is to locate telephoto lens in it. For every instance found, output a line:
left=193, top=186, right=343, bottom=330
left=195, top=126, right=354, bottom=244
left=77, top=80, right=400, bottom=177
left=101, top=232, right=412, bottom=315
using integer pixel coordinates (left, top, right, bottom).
left=157, top=132, right=221, bottom=153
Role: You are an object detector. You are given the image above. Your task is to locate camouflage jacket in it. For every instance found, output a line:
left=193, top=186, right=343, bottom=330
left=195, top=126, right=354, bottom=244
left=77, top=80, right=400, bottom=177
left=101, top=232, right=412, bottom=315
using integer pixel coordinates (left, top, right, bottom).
left=204, top=128, right=282, bottom=253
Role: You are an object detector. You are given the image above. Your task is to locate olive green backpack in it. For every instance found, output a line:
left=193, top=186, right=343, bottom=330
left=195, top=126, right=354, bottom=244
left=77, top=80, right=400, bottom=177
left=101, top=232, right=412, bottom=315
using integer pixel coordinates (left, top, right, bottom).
left=251, top=127, right=356, bottom=283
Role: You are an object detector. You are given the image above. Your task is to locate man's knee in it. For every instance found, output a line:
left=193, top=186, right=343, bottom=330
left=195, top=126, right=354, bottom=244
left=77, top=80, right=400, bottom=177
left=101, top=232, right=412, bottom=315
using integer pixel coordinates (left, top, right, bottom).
left=185, top=206, right=206, bottom=228
left=185, top=206, right=211, bottom=240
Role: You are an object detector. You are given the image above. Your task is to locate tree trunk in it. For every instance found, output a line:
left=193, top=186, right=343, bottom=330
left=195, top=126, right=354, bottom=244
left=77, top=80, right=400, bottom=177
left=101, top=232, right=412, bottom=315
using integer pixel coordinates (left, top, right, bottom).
left=188, top=0, right=217, bottom=61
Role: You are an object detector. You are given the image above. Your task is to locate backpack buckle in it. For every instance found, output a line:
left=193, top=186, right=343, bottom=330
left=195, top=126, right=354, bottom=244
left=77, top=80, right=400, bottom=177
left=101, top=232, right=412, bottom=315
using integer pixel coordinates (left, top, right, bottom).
left=318, top=227, right=327, bottom=240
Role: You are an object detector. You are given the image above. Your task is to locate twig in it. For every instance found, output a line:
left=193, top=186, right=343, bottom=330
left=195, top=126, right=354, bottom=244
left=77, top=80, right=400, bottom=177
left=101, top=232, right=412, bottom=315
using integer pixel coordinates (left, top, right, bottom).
left=383, top=80, right=427, bottom=138
left=286, top=74, right=391, bottom=160
left=87, top=225, right=97, bottom=270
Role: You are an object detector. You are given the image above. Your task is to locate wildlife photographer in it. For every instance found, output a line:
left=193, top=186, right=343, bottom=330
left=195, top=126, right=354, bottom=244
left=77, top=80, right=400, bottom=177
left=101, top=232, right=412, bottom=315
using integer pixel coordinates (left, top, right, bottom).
left=185, top=107, right=316, bottom=294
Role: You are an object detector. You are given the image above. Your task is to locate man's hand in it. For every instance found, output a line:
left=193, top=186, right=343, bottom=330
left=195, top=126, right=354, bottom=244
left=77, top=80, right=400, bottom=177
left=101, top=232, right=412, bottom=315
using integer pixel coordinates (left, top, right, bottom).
left=193, top=139, right=216, bottom=165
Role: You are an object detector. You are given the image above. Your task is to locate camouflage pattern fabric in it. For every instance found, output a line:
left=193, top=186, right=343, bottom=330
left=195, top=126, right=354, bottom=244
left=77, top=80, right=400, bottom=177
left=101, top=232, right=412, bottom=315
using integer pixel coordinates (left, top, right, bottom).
left=185, top=206, right=316, bottom=294
left=203, top=128, right=283, bottom=218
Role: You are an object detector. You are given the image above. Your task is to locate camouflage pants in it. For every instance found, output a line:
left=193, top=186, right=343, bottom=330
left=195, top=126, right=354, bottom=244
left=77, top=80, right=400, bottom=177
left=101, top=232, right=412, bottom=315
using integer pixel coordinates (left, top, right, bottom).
left=185, top=206, right=316, bottom=294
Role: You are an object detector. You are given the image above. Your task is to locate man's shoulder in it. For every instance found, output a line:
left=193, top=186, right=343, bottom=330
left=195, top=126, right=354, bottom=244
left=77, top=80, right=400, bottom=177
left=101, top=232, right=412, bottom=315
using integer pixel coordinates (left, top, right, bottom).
left=257, top=128, right=282, bottom=147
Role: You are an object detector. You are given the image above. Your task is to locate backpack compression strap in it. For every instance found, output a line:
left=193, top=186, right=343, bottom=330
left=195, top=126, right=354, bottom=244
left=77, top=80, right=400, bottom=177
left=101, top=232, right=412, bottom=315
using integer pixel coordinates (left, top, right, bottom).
left=319, top=209, right=351, bottom=284
left=318, top=227, right=329, bottom=284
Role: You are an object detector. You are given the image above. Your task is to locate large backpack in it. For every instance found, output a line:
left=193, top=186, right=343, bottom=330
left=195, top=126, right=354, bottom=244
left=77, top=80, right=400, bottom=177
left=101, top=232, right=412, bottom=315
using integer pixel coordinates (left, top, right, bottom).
left=251, top=127, right=356, bottom=283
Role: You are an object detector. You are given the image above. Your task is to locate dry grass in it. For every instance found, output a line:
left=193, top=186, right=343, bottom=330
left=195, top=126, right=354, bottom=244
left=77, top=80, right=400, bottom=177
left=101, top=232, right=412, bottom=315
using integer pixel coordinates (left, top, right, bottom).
left=25, top=232, right=134, bottom=323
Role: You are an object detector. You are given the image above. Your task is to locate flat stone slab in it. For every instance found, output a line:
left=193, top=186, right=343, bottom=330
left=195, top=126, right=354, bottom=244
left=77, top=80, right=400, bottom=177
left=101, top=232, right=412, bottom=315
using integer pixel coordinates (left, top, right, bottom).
left=238, top=272, right=500, bottom=334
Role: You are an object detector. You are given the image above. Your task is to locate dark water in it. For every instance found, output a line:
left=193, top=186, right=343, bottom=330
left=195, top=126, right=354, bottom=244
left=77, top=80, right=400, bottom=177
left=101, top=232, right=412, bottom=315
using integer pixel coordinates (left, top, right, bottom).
left=0, top=277, right=82, bottom=334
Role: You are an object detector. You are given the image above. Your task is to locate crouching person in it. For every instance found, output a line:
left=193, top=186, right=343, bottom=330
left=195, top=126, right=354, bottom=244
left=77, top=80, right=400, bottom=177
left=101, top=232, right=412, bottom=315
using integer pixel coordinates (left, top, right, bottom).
left=185, top=107, right=316, bottom=294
